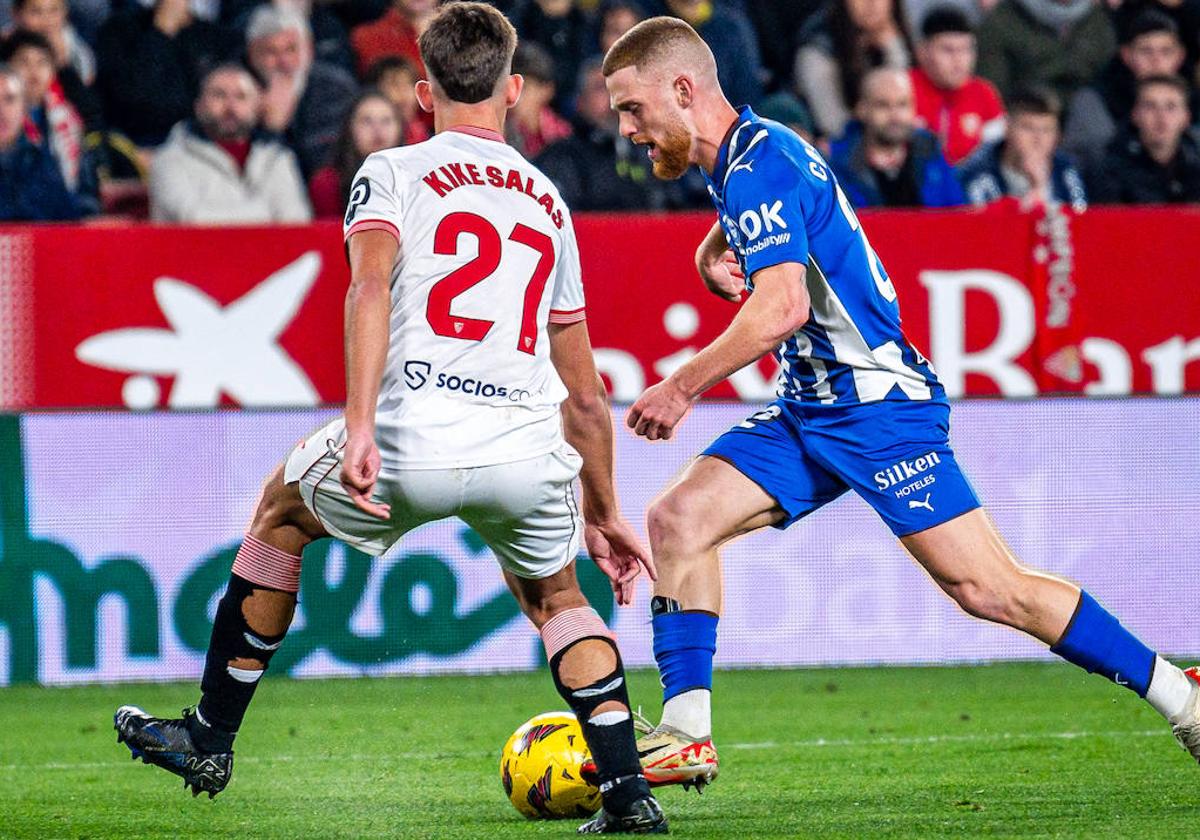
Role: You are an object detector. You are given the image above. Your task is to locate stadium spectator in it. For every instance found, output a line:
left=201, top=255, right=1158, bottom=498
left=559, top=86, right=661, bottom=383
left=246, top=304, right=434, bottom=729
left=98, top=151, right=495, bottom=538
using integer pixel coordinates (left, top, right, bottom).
left=829, top=68, right=965, bottom=207
left=1090, top=74, right=1200, bottom=203
left=149, top=63, right=312, bottom=223
left=506, top=41, right=570, bottom=158
left=744, top=0, right=825, bottom=93
left=1112, top=0, right=1200, bottom=80
left=365, top=55, right=429, bottom=145
left=96, top=0, right=235, bottom=147
left=975, top=0, right=1115, bottom=105
left=9, top=0, right=94, bottom=86
left=244, top=4, right=357, bottom=177
left=308, top=88, right=402, bottom=219
left=0, top=30, right=96, bottom=209
left=595, top=0, right=643, bottom=57
left=536, top=57, right=688, bottom=209
left=910, top=6, right=1004, bottom=165
left=0, top=62, right=87, bottom=220
left=756, top=90, right=817, bottom=140
left=795, top=0, right=914, bottom=140
left=349, top=0, right=435, bottom=79
left=221, top=0, right=389, bottom=76
left=958, top=86, right=1087, bottom=210
left=512, top=0, right=591, bottom=110
left=655, top=0, right=763, bottom=108
left=1063, top=11, right=1187, bottom=173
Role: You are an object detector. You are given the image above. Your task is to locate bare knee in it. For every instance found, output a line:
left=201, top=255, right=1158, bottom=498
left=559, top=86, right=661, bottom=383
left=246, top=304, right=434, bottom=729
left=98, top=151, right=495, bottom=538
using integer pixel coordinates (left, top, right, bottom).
left=647, top=490, right=716, bottom=558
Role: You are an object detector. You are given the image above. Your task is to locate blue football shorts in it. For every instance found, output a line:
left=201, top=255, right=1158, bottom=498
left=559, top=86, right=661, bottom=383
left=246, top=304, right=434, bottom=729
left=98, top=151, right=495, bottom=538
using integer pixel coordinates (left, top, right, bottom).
left=703, top=399, right=981, bottom=537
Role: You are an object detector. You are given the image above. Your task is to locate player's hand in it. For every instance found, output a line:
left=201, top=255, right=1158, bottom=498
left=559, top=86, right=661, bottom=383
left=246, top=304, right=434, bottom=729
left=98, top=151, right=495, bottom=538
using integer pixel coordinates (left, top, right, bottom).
left=697, top=248, right=745, bottom=302
left=585, top=517, right=656, bottom=606
left=340, top=430, right=391, bottom=520
left=627, top=378, right=693, bottom=441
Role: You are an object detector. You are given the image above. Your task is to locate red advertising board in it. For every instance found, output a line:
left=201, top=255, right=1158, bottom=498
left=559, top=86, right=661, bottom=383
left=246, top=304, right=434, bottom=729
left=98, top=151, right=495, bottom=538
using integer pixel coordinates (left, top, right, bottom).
left=1, top=206, right=1198, bottom=409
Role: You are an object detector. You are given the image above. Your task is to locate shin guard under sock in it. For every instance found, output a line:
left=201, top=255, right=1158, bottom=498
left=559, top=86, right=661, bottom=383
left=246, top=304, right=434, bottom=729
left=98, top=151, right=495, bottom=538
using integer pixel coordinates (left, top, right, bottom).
left=193, top=573, right=291, bottom=751
left=549, top=638, right=649, bottom=814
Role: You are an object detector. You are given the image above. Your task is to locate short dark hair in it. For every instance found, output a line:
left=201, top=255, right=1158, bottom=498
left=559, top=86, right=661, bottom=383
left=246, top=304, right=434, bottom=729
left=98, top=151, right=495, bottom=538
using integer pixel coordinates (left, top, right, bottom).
left=512, top=41, right=556, bottom=86
left=1136, top=73, right=1190, bottom=102
left=0, top=29, right=54, bottom=64
left=921, top=6, right=972, bottom=39
left=599, top=0, right=646, bottom=23
left=365, top=55, right=420, bottom=86
left=199, top=62, right=261, bottom=97
left=1121, top=9, right=1180, bottom=45
left=418, top=2, right=517, bottom=105
left=1006, top=86, right=1061, bottom=121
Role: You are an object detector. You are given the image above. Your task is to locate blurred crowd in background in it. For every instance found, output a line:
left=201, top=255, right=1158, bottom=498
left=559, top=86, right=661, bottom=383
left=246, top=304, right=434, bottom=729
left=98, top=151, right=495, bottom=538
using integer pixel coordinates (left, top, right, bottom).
left=2, top=0, right=1199, bottom=223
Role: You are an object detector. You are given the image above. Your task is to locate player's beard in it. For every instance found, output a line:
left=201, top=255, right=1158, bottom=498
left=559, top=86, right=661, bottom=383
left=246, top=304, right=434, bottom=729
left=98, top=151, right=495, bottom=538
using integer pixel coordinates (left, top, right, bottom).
left=651, top=114, right=692, bottom=180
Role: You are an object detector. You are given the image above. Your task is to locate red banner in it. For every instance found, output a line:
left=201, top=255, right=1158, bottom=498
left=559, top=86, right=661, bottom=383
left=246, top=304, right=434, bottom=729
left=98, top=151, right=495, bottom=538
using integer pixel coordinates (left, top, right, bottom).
left=1, top=206, right=1198, bottom=410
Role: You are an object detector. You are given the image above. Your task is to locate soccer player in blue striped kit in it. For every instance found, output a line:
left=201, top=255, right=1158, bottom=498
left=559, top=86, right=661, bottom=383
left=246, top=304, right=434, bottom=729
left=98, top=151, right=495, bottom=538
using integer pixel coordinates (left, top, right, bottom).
left=585, top=16, right=1200, bottom=790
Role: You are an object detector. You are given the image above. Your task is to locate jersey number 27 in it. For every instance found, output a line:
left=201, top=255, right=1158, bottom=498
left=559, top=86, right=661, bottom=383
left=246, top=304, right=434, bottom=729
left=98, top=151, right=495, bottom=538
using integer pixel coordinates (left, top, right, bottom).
left=427, top=212, right=555, bottom=355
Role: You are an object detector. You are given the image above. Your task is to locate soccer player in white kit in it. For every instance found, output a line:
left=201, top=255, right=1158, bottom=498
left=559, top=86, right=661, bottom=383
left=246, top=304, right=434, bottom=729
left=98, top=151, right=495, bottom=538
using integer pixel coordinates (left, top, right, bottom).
left=113, top=4, right=667, bottom=832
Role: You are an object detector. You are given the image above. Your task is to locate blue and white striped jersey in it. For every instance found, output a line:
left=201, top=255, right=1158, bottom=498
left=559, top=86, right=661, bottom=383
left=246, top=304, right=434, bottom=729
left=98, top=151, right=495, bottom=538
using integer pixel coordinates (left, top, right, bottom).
left=703, top=106, right=945, bottom=409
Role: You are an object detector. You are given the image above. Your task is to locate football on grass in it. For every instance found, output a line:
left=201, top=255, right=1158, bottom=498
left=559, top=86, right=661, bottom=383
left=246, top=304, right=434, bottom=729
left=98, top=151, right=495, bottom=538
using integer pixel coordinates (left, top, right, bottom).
left=500, top=712, right=601, bottom=819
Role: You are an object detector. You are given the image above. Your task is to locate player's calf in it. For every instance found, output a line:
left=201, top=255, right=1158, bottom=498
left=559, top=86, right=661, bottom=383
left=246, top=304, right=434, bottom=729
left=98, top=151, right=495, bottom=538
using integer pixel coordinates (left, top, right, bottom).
left=541, top=607, right=662, bottom=826
left=194, top=561, right=296, bottom=750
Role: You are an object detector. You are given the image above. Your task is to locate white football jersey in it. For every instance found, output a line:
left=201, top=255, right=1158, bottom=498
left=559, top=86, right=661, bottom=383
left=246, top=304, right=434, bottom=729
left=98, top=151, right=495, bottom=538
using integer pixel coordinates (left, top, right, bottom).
left=342, top=126, right=586, bottom=470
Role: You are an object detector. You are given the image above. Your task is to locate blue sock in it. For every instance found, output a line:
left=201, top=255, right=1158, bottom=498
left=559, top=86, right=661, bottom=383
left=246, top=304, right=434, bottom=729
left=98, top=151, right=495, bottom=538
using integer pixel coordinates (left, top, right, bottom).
left=651, top=609, right=718, bottom=701
left=1051, top=590, right=1155, bottom=697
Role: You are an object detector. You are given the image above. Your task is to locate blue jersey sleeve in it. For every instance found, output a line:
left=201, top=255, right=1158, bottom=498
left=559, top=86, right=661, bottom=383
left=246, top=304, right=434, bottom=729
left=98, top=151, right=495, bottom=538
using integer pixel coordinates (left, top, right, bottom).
left=722, top=139, right=813, bottom=276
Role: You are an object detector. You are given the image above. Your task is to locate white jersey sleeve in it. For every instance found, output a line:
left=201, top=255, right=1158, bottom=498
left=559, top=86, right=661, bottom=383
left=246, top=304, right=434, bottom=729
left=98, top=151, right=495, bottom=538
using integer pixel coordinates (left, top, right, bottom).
left=343, top=152, right=403, bottom=243
left=548, top=216, right=585, bottom=325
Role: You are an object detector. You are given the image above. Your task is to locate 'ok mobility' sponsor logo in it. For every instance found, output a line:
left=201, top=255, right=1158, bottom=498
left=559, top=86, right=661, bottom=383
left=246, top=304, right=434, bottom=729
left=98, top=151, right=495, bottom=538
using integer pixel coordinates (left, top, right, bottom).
left=738, top=200, right=792, bottom=256
left=874, top=451, right=941, bottom=498
left=403, top=360, right=533, bottom=402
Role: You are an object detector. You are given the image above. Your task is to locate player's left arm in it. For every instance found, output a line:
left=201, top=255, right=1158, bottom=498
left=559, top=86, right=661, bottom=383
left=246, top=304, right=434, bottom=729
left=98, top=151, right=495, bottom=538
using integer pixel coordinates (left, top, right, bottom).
left=550, top=321, right=656, bottom=605
left=627, top=262, right=810, bottom=440
left=548, top=216, right=655, bottom=603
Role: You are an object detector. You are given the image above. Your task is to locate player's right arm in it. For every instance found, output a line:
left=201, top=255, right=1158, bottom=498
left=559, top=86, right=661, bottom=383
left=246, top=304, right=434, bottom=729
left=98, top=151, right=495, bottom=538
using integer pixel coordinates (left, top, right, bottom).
left=340, top=154, right=403, bottom=520
left=549, top=321, right=656, bottom=605
left=694, top=221, right=745, bottom=302
left=341, top=230, right=395, bottom=520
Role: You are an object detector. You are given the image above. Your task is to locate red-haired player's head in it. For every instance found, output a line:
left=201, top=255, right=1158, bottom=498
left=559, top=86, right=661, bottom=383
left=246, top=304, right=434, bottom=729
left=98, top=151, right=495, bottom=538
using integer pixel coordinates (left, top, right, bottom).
left=601, top=16, right=733, bottom=179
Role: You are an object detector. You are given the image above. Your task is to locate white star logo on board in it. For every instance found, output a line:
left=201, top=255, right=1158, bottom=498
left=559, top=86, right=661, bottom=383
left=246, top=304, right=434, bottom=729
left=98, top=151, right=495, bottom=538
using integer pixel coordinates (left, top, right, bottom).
left=75, top=252, right=322, bottom=409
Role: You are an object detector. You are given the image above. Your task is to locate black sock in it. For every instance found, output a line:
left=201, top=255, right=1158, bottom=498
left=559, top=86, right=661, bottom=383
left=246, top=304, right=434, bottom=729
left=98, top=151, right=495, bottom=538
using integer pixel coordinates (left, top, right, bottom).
left=550, top=638, right=651, bottom=814
left=192, top=573, right=290, bottom=752
left=579, top=711, right=647, bottom=814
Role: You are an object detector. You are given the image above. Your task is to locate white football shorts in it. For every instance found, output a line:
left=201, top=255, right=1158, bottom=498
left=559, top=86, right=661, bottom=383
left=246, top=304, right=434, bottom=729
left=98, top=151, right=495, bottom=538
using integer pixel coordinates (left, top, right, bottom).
left=283, top=418, right=584, bottom=579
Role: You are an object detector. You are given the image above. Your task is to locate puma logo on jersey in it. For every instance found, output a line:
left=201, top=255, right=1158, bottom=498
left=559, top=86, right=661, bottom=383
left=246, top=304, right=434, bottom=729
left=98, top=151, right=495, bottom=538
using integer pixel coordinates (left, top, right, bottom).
left=908, top=493, right=934, bottom=512
left=422, top=162, right=564, bottom=229
left=738, top=200, right=787, bottom=241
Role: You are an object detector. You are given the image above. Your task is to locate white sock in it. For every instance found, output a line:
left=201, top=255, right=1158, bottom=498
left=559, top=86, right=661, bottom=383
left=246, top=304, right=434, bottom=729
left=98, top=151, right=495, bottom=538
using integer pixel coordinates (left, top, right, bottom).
left=660, top=688, right=711, bottom=739
left=1146, top=656, right=1194, bottom=722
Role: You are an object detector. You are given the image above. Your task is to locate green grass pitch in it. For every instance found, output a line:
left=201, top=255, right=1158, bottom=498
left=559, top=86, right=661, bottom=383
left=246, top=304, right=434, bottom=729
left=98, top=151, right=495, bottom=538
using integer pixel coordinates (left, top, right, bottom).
left=2, top=663, right=1195, bottom=839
